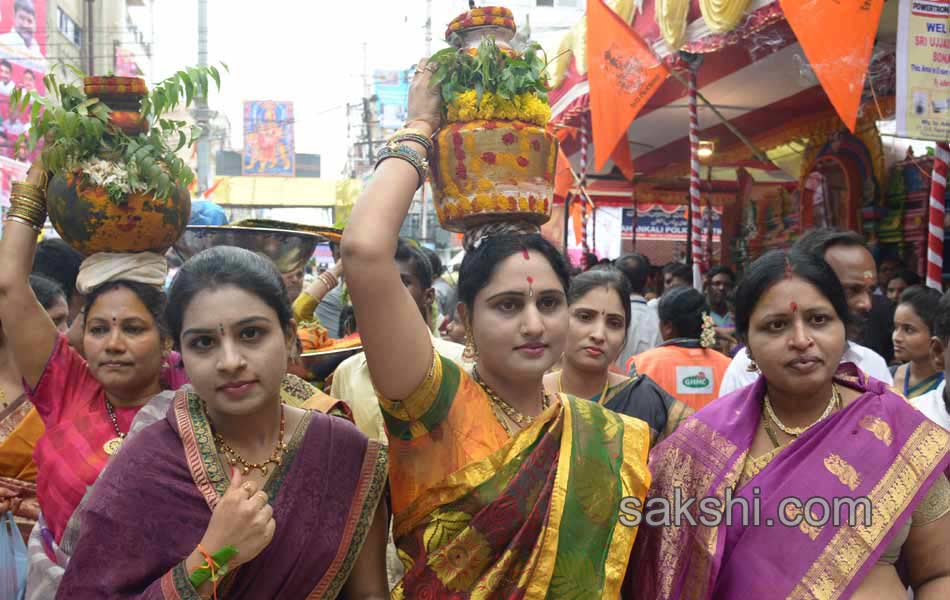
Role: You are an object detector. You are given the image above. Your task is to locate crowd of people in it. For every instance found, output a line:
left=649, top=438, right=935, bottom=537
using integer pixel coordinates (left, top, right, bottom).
left=0, top=61, right=947, bottom=599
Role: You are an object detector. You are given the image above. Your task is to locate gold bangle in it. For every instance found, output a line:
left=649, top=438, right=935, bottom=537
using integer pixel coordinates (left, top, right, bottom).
left=8, top=197, right=46, bottom=215
left=4, top=215, right=42, bottom=232
left=9, top=196, right=47, bottom=215
left=318, top=272, right=338, bottom=290
left=6, top=202, right=46, bottom=224
left=7, top=211, right=46, bottom=229
left=11, top=182, right=45, bottom=202
left=9, top=195, right=45, bottom=210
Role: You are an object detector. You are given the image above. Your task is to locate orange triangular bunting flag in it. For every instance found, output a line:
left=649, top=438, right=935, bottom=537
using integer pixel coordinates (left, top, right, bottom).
left=587, top=0, right=668, bottom=172
left=554, top=146, right=574, bottom=203
left=611, top=135, right=635, bottom=181
left=780, top=0, right=884, bottom=131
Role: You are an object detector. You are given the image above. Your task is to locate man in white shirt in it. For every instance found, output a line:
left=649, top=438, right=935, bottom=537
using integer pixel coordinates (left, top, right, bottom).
left=330, top=239, right=469, bottom=442
left=614, top=252, right=662, bottom=369
left=719, top=229, right=894, bottom=396
left=912, top=291, right=950, bottom=430
left=647, top=262, right=691, bottom=309
left=0, top=60, right=14, bottom=96
left=0, top=0, right=47, bottom=73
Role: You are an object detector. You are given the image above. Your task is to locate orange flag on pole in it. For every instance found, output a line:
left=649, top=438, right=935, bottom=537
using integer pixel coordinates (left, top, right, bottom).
left=780, top=0, right=884, bottom=132
left=587, top=0, right=668, bottom=172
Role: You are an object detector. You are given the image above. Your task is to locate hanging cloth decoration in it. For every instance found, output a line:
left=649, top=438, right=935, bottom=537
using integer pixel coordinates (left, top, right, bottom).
left=699, top=0, right=753, bottom=33
left=656, top=0, right=690, bottom=49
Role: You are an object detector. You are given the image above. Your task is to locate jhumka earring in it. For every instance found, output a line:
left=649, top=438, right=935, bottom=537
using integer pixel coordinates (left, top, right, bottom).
left=463, top=328, right=479, bottom=362
left=746, top=349, right=759, bottom=372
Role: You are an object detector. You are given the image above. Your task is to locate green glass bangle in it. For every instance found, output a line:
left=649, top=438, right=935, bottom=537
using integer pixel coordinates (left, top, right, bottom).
left=189, top=545, right=238, bottom=589
left=375, top=144, right=429, bottom=189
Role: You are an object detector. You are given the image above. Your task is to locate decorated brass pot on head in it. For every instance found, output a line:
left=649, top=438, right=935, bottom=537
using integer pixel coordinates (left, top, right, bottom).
left=12, top=65, right=221, bottom=256
left=84, top=76, right=149, bottom=135
left=431, top=120, right=557, bottom=232
left=47, top=174, right=190, bottom=256
left=429, top=6, right=557, bottom=233
left=172, top=224, right=324, bottom=275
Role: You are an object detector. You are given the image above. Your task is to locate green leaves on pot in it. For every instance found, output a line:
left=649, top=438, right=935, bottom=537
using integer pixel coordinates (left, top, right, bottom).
left=8, top=63, right=227, bottom=205
left=429, top=38, right=549, bottom=107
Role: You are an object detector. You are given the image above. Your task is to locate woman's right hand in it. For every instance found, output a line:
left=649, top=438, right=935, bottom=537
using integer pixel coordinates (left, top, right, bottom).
left=197, top=470, right=275, bottom=568
left=329, top=260, right=343, bottom=279
left=406, top=57, right=443, bottom=134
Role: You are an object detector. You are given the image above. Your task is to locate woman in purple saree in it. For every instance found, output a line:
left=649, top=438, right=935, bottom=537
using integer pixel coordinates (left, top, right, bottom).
left=57, top=247, right=389, bottom=599
left=632, top=250, right=950, bottom=599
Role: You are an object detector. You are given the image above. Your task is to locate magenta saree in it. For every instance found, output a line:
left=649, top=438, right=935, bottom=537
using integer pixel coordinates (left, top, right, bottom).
left=55, top=390, right=388, bottom=599
left=631, top=364, right=950, bottom=599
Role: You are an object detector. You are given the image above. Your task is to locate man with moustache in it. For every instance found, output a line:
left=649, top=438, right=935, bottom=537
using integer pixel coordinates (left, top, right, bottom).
left=719, top=229, right=893, bottom=395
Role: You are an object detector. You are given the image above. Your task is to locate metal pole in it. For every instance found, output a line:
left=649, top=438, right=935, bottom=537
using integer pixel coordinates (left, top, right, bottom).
left=420, top=0, right=432, bottom=242
left=362, top=97, right=375, bottom=163
left=85, top=0, right=95, bottom=74
left=195, top=0, right=210, bottom=194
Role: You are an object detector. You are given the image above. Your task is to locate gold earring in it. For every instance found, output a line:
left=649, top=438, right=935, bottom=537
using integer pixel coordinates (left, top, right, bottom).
left=746, top=350, right=759, bottom=372
left=463, top=328, right=478, bottom=362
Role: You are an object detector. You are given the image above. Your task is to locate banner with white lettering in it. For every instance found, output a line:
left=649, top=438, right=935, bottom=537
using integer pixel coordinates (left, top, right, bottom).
left=896, top=0, right=950, bottom=140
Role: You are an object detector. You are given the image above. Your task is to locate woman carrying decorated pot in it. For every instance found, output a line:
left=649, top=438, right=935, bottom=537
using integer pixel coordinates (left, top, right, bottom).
left=631, top=250, right=950, bottom=599
left=342, top=9, right=651, bottom=596
left=0, top=161, right=182, bottom=565
left=543, top=267, right=692, bottom=446
left=57, top=246, right=389, bottom=599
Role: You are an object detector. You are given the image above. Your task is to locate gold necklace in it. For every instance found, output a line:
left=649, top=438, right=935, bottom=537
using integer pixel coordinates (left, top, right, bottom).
left=474, top=369, right=550, bottom=435
left=762, top=408, right=783, bottom=449
left=764, top=383, right=841, bottom=437
left=556, top=370, right=610, bottom=404
left=211, top=404, right=288, bottom=475
left=103, top=398, right=127, bottom=456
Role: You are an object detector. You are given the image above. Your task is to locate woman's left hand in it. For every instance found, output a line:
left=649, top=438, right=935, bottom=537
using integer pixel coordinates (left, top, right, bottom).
left=25, top=154, right=47, bottom=189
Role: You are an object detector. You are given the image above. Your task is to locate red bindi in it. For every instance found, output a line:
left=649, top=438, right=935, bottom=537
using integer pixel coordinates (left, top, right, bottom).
left=526, top=276, right=535, bottom=297
left=790, top=301, right=798, bottom=314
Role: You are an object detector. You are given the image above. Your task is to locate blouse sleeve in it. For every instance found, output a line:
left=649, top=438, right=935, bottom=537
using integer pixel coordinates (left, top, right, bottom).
left=377, top=350, right=461, bottom=442
left=912, top=473, right=950, bottom=526
left=27, top=334, right=100, bottom=425
left=292, top=291, right=320, bottom=324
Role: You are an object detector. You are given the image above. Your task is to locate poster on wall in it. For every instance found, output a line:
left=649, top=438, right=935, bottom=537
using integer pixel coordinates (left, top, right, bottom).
left=114, top=46, right=142, bottom=77
left=243, top=100, right=295, bottom=176
left=0, top=153, right=28, bottom=207
left=373, top=69, right=410, bottom=132
left=621, top=204, right=722, bottom=241
left=0, top=0, right=47, bottom=162
left=896, top=0, right=950, bottom=140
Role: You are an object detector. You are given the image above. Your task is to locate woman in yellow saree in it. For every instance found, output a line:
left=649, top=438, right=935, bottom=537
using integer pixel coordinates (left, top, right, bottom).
left=341, top=59, right=651, bottom=597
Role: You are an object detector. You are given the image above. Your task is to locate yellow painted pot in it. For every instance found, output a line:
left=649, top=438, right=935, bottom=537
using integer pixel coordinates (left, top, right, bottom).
left=47, top=173, right=191, bottom=256
left=430, top=119, right=557, bottom=233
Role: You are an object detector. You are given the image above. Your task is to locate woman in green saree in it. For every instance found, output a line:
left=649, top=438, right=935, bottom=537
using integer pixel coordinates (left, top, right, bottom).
left=544, top=267, right=692, bottom=446
left=341, top=59, right=651, bottom=598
